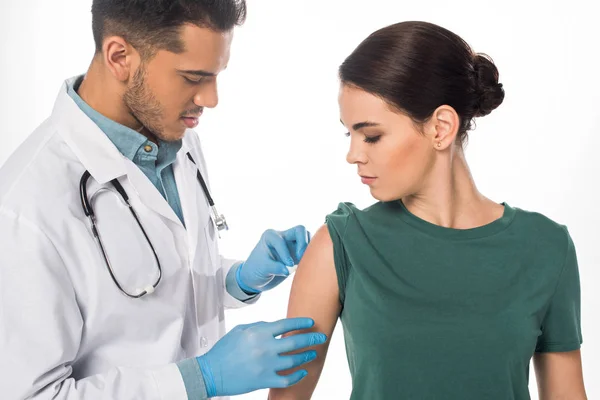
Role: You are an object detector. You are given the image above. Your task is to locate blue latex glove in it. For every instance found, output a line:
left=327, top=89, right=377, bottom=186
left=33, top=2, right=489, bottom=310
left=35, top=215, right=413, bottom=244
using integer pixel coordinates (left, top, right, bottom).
left=196, top=318, right=327, bottom=397
left=237, top=225, right=311, bottom=294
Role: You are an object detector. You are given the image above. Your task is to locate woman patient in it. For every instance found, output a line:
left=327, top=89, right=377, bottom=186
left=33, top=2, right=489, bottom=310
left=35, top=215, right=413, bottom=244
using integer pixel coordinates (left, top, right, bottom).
left=269, top=21, right=587, bottom=399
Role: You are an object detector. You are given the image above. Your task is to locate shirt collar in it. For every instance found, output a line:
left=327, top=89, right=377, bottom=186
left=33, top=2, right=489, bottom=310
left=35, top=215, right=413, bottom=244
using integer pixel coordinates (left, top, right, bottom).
left=67, top=75, right=182, bottom=167
left=52, top=75, right=191, bottom=185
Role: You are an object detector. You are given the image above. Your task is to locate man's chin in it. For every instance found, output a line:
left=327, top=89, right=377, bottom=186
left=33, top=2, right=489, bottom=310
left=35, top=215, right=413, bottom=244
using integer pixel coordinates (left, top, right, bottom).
left=174, top=127, right=188, bottom=140
left=156, top=127, right=187, bottom=143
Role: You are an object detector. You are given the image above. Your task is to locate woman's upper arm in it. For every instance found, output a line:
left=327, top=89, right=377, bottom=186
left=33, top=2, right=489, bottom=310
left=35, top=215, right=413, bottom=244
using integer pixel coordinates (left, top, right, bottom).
left=533, top=229, right=586, bottom=399
left=533, top=350, right=587, bottom=399
left=269, top=224, right=341, bottom=400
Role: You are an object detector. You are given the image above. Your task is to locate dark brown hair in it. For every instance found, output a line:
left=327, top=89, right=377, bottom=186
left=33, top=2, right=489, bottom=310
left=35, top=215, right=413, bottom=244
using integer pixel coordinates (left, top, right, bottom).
left=91, top=0, right=247, bottom=59
left=339, top=21, right=505, bottom=145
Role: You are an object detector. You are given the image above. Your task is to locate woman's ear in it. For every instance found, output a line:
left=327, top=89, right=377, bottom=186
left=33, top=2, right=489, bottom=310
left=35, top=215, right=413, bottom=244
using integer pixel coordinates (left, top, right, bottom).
left=427, top=105, right=460, bottom=150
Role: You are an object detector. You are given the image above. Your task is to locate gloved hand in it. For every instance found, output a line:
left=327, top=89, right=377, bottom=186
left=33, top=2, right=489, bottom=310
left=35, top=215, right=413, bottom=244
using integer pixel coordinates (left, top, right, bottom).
left=237, top=225, right=311, bottom=294
left=196, top=317, right=327, bottom=398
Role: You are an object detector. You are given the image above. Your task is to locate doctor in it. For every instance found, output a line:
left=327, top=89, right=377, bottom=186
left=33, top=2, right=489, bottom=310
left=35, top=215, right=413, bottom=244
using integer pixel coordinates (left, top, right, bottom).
left=0, top=0, right=327, bottom=399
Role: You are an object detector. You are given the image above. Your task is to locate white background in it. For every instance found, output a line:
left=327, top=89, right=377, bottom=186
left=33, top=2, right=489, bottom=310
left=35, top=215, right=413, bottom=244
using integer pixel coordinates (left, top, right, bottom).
left=1, top=0, right=598, bottom=399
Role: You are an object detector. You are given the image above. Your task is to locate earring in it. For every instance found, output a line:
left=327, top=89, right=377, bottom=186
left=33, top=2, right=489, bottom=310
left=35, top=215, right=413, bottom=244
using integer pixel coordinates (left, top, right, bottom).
left=437, top=142, right=442, bottom=148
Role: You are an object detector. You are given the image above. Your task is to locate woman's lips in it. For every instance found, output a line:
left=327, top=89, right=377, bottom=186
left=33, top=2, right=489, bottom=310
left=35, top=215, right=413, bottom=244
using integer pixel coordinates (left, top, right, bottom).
left=360, top=176, right=377, bottom=185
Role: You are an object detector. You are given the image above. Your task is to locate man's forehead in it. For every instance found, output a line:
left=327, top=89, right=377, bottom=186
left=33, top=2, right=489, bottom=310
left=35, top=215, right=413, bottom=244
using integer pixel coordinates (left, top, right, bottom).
left=180, top=24, right=233, bottom=51
left=176, top=24, right=232, bottom=71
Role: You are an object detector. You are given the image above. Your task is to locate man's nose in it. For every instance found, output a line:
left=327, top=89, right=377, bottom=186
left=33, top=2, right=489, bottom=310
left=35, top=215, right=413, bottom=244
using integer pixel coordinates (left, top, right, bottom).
left=193, top=80, right=219, bottom=109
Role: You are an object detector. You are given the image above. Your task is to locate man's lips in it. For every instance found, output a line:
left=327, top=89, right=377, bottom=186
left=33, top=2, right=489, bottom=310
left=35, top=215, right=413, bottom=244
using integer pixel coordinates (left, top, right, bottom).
left=182, top=113, right=202, bottom=119
left=181, top=115, right=200, bottom=128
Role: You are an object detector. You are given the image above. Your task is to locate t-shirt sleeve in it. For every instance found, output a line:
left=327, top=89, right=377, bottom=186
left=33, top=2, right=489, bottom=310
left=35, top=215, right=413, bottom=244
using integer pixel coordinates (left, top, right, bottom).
left=325, top=202, right=354, bottom=306
left=535, top=229, right=583, bottom=353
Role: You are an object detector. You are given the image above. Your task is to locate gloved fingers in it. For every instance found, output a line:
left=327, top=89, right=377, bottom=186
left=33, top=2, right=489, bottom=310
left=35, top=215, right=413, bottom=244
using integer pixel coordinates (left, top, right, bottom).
left=282, top=225, right=310, bottom=262
left=285, top=240, right=298, bottom=265
left=238, top=258, right=289, bottom=292
left=270, top=369, right=309, bottom=388
left=275, top=332, right=328, bottom=353
left=265, top=233, right=294, bottom=267
left=261, top=258, right=291, bottom=277
left=263, top=317, right=315, bottom=337
left=275, top=350, right=318, bottom=372
left=281, top=225, right=307, bottom=243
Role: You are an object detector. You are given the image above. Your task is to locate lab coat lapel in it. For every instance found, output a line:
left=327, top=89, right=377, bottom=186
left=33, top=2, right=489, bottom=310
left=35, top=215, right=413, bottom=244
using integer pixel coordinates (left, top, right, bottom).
left=174, top=148, right=202, bottom=262
left=124, top=159, right=184, bottom=227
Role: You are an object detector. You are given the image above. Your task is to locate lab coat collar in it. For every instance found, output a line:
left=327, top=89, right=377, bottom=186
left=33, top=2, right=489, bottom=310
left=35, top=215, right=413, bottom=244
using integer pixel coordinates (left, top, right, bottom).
left=51, top=76, right=128, bottom=185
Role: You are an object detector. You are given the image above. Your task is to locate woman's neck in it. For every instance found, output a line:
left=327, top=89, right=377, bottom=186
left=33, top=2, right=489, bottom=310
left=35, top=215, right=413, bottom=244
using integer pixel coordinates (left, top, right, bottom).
left=402, top=146, right=504, bottom=230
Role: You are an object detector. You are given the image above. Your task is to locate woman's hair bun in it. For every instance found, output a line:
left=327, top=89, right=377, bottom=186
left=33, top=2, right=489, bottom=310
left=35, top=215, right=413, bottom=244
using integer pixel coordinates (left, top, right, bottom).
left=473, top=53, right=505, bottom=117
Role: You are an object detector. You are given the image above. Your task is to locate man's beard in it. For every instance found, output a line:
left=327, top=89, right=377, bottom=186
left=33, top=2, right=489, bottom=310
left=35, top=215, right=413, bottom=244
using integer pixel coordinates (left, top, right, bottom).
left=123, top=66, right=167, bottom=141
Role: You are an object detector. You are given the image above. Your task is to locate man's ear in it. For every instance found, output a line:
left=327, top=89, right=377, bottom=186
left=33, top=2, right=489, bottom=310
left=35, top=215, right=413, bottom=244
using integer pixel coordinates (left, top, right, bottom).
left=102, top=36, right=140, bottom=82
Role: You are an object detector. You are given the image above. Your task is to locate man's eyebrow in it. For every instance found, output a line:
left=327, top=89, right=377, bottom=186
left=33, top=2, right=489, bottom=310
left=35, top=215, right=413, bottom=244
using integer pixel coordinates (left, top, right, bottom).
left=177, top=65, right=228, bottom=77
left=177, top=69, right=216, bottom=77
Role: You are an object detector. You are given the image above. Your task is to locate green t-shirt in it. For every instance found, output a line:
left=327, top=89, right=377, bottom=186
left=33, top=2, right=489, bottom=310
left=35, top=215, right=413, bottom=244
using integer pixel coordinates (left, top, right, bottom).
left=325, top=201, right=582, bottom=400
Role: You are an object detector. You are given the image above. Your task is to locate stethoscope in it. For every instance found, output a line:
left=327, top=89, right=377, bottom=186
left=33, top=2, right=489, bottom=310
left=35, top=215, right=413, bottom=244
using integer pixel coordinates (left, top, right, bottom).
left=79, top=152, right=228, bottom=299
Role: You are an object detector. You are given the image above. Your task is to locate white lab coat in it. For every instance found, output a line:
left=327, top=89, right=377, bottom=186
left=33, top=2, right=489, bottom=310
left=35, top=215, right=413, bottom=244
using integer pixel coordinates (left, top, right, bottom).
left=0, top=77, right=256, bottom=399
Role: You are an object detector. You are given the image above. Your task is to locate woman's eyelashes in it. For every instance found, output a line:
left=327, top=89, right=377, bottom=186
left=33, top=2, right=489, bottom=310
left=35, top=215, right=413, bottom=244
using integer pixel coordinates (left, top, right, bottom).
left=344, top=131, right=382, bottom=144
left=364, top=135, right=381, bottom=144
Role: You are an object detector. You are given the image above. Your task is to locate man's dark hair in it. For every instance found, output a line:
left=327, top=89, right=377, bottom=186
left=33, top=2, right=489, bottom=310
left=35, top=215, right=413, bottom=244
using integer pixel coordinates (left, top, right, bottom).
left=91, top=0, right=246, bottom=58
